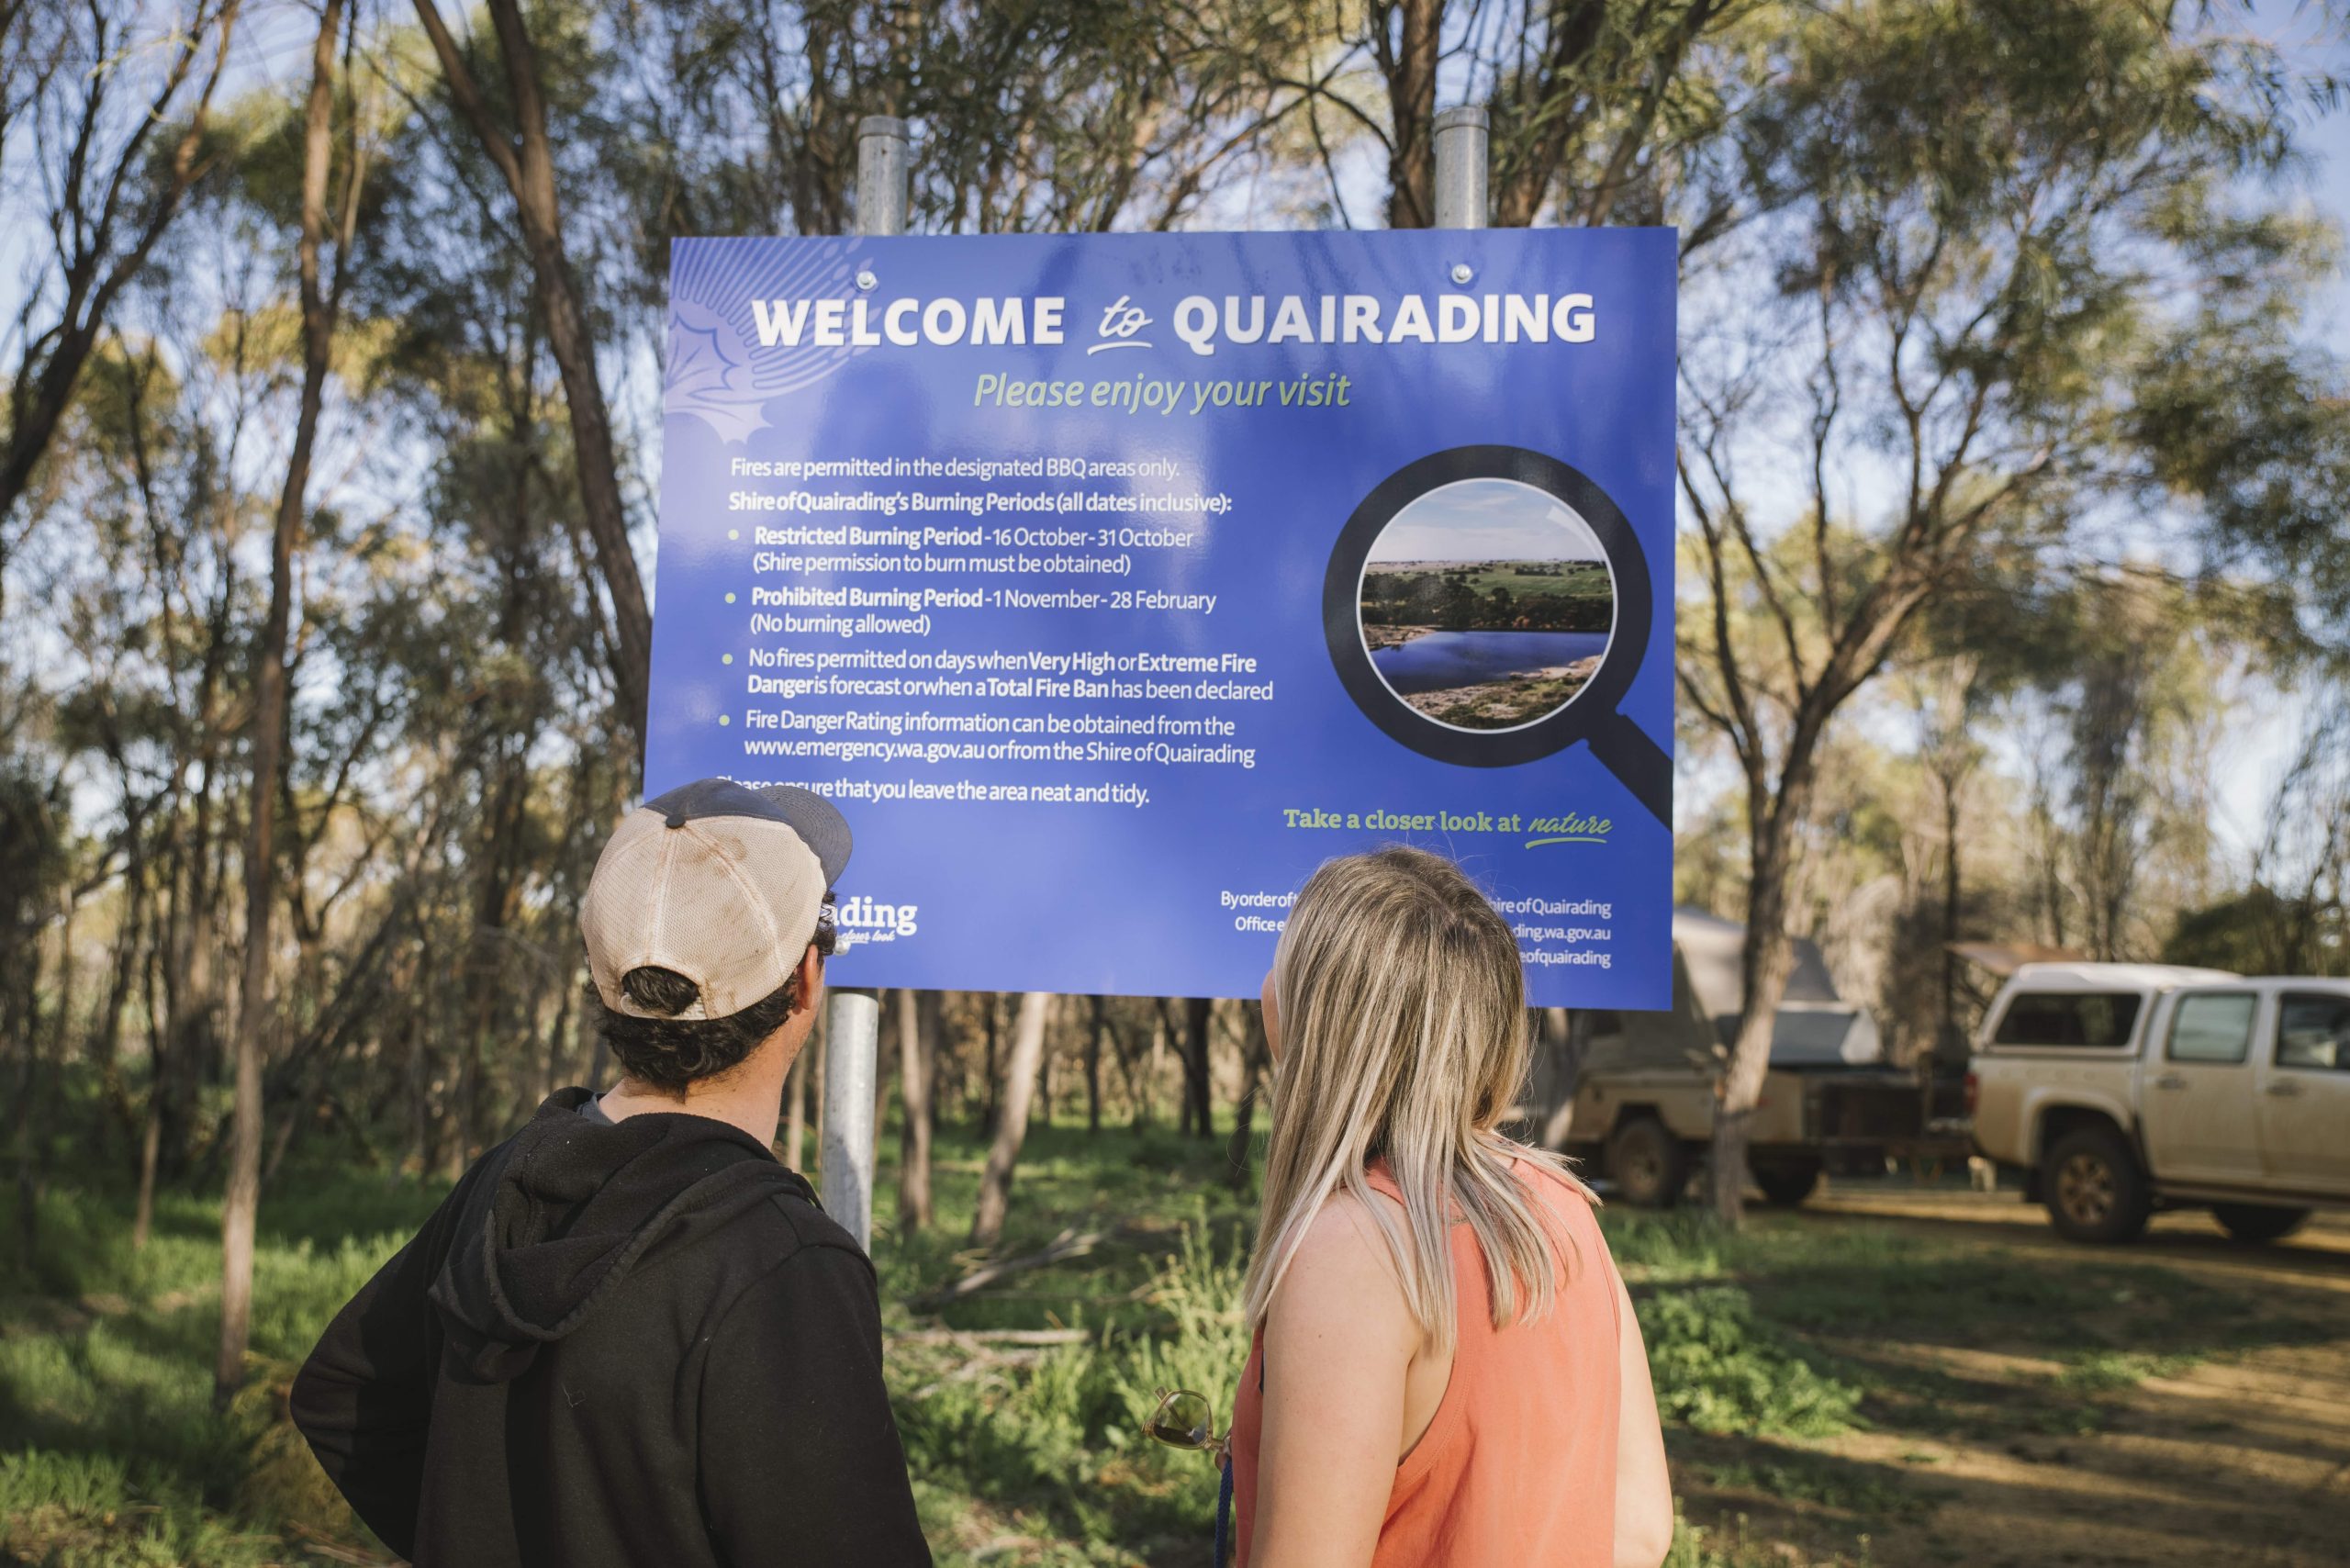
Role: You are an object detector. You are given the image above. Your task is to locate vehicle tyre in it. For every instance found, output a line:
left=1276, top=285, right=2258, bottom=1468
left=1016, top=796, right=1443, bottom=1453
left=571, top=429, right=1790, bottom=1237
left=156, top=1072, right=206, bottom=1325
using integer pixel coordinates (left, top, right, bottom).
left=1755, top=1164, right=1821, bottom=1208
left=1607, top=1118, right=1688, bottom=1210
left=2041, top=1126, right=2152, bottom=1244
left=2211, top=1203, right=2311, bottom=1244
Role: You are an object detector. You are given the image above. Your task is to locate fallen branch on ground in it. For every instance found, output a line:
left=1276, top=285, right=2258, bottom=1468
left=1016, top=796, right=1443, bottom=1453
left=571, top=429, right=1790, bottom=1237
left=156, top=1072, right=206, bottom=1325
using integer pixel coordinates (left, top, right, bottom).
left=890, top=1327, right=1091, bottom=1346
left=911, top=1226, right=1112, bottom=1309
left=903, top=1343, right=1060, bottom=1401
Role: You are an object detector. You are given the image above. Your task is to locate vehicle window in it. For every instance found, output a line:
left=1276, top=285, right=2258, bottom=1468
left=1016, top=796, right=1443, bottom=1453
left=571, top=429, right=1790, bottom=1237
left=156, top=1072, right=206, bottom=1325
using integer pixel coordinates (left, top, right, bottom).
left=2276, top=993, right=2350, bottom=1073
left=1991, top=991, right=2143, bottom=1048
left=2167, top=994, right=2255, bottom=1064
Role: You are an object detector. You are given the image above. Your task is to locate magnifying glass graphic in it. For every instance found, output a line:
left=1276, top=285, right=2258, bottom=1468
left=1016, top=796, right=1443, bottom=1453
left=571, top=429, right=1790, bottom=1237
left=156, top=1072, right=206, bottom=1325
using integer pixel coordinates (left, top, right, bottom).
left=1321, top=445, right=1672, bottom=825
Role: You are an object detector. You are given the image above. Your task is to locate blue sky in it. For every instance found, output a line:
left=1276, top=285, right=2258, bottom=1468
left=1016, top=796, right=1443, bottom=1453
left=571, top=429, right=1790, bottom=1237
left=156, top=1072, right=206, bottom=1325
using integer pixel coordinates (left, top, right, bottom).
left=1368, top=477, right=1606, bottom=564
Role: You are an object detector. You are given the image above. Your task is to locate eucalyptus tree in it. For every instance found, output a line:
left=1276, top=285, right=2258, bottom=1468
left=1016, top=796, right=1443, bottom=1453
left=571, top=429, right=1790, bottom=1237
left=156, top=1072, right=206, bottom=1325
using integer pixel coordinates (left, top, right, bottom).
left=0, top=0, right=244, bottom=573
left=2168, top=696, right=2350, bottom=975
left=408, top=0, right=655, bottom=740
left=28, top=251, right=281, bottom=1239
left=597, top=0, right=1321, bottom=252
left=1258, top=0, right=1752, bottom=230
left=1675, top=0, right=2347, bottom=1222
left=217, top=0, right=380, bottom=1406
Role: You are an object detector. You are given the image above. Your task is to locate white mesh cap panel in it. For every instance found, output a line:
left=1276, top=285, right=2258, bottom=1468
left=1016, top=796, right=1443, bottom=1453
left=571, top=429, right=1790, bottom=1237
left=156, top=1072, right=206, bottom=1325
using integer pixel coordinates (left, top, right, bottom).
left=579, top=806, right=826, bottom=1020
left=579, top=811, right=681, bottom=1013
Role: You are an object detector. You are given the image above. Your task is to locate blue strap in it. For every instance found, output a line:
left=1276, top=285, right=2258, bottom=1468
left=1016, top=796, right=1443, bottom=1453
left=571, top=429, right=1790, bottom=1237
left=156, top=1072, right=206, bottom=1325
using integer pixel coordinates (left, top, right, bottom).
left=1214, top=1454, right=1236, bottom=1568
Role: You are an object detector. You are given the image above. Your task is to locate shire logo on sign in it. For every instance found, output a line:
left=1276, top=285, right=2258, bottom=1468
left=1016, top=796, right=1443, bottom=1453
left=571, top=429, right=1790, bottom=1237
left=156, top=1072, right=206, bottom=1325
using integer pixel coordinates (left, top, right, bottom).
left=837, top=895, right=919, bottom=949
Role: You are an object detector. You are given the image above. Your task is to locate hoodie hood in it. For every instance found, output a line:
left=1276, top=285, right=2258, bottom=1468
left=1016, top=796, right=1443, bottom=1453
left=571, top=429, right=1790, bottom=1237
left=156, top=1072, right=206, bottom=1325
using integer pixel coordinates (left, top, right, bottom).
left=429, top=1089, right=814, bottom=1382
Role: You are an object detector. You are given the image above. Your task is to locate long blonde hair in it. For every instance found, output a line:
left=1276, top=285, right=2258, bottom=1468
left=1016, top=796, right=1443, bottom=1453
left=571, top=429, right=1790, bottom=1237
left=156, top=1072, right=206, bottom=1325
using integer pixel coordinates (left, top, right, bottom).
left=1243, top=847, right=1591, bottom=1354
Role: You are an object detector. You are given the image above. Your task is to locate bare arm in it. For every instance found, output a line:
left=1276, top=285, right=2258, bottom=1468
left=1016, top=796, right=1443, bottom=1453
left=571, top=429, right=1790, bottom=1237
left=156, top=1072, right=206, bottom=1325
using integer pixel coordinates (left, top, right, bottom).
left=1611, top=1262, right=1673, bottom=1568
left=1248, top=1193, right=1422, bottom=1568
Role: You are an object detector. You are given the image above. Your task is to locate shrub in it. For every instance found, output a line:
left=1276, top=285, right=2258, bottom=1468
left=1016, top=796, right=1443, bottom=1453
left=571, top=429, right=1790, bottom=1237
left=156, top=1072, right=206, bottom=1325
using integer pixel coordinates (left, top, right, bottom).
left=1640, top=1285, right=1861, bottom=1438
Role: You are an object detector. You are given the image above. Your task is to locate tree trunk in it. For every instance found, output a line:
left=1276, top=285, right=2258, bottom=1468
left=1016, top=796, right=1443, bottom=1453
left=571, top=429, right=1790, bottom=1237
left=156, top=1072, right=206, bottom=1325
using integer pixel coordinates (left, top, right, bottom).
left=1103, top=1010, right=1147, bottom=1128
left=981, top=992, right=1001, bottom=1135
left=543, top=972, right=576, bottom=1101
left=1225, top=1004, right=1269, bottom=1187
left=1940, top=778, right=1963, bottom=1062
left=218, top=0, right=345, bottom=1409
left=784, top=1046, right=810, bottom=1170
left=130, top=1099, right=162, bottom=1252
left=1085, top=996, right=1104, bottom=1134
left=11, top=929, right=47, bottom=1264
left=94, top=865, right=146, bottom=1162
left=1182, top=997, right=1214, bottom=1137
left=1147, top=1005, right=1169, bottom=1127
left=810, top=1026, right=826, bottom=1156
left=1709, top=802, right=1807, bottom=1226
left=1037, top=1005, right=1054, bottom=1126
left=1536, top=1008, right=1597, bottom=1149
left=1380, top=0, right=1442, bottom=228
left=895, top=989, right=934, bottom=1230
left=970, top=991, right=1050, bottom=1247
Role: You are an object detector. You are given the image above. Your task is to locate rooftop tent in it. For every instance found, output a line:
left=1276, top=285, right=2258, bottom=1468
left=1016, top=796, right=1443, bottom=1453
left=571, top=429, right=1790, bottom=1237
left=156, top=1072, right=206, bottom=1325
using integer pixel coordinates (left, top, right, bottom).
left=1767, top=1001, right=1886, bottom=1067
left=1576, top=907, right=1884, bottom=1072
left=1673, top=905, right=1841, bottom=1016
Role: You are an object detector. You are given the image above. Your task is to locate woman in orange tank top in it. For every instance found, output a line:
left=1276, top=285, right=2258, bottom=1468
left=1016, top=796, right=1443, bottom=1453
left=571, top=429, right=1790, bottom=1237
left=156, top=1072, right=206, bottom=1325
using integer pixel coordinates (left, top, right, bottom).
left=1225, top=847, right=1672, bottom=1568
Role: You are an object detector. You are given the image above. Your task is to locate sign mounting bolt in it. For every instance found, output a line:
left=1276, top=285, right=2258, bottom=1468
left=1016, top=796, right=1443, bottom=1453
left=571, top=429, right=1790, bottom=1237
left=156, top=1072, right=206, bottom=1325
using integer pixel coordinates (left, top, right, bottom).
left=856, top=268, right=878, bottom=292
left=1450, top=263, right=1473, bottom=286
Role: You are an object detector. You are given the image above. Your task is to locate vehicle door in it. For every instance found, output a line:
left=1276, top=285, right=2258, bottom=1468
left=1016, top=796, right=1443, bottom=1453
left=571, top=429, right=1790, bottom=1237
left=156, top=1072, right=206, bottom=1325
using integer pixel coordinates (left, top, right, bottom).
left=2260, top=990, right=2350, bottom=1197
left=2137, top=990, right=2265, bottom=1188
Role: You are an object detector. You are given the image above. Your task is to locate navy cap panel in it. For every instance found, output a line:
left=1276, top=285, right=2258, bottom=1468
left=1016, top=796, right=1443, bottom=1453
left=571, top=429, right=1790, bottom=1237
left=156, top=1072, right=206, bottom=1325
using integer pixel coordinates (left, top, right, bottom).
left=639, top=777, right=853, bottom=886
left=643, top=777, right=796, bottom=830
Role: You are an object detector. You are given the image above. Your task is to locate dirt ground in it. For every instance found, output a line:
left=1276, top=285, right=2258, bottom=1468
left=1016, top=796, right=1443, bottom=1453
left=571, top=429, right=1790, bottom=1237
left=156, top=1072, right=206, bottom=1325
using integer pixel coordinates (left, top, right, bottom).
left=1705, top=1187, right=2350, bottom=1567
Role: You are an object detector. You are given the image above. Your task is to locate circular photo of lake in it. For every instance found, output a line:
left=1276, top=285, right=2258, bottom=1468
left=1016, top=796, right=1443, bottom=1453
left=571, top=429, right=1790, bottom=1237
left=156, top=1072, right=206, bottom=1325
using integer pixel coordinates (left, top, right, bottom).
left=1357, top=477, right=1617, bottom=733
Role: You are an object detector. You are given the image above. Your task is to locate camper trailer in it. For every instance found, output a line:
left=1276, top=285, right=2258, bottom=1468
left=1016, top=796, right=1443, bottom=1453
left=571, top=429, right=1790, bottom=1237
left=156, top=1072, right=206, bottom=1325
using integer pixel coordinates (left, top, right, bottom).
left=1551, top=909, right=1952, bottom=1206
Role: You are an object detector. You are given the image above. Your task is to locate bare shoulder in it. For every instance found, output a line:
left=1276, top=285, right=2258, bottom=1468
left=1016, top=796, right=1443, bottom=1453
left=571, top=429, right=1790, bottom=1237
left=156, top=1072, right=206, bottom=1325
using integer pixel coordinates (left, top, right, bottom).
left=1289, top=1184, right=1407, bottom=1282
left=1270, top=1185, right=1418, bottom=1350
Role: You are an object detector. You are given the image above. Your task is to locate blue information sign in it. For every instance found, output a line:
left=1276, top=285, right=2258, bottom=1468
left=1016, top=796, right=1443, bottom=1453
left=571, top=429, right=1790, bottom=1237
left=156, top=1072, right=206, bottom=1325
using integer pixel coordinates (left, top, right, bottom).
left=653, top=230, right=1675, bottom=1007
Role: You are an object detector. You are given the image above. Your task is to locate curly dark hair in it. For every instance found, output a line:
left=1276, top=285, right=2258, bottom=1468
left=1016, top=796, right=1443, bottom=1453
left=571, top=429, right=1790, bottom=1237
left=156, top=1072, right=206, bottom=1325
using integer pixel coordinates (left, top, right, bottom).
left=588, top=963, right=803, bottom=1092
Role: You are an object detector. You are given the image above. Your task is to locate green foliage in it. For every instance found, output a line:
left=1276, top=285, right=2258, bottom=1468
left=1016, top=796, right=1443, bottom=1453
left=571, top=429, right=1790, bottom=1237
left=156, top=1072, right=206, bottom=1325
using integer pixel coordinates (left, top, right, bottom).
left=10, top=1124, right=2340, bottom=1565
left=889, top=1226, right=1252, bottom=1562
left=2165, top=884, right=2350, bottom=976
left=1360, top=561, right=1612, bottom=631
left=0, top=1450, right=286, bottom=1568
left=1640, top=1286, right=1863, bottom=1438
left=2053, top=1349, right=2192, bottom=1395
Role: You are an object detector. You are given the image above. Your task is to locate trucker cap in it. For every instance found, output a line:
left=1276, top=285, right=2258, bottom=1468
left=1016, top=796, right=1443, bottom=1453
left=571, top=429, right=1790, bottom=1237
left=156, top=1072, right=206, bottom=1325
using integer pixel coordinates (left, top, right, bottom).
left=579, top=778, right=852, bottom=1020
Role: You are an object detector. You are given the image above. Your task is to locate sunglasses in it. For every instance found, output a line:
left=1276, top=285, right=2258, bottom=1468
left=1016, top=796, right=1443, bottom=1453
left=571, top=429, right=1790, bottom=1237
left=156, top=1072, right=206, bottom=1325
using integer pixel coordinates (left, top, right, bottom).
left=1144, top=1387, right=1230, bottom=1465
left=813, top=891, right=838, bottom=958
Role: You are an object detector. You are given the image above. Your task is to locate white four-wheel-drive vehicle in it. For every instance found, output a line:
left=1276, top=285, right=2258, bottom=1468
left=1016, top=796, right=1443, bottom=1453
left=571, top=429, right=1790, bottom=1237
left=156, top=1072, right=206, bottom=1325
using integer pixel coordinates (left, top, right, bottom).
left=1969, top=963, right=2350, bottom=1243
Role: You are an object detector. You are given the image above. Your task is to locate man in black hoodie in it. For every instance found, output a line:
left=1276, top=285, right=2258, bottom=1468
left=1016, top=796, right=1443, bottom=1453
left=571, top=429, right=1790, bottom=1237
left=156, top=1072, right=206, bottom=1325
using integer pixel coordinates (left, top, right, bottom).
left=292, top=778, right=931, bottom=1567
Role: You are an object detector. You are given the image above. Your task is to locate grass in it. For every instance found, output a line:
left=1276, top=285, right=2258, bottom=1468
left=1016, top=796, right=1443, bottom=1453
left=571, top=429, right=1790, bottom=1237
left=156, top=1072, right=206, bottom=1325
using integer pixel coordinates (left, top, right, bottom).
left=3, top=1110, right=2329, bottom=1566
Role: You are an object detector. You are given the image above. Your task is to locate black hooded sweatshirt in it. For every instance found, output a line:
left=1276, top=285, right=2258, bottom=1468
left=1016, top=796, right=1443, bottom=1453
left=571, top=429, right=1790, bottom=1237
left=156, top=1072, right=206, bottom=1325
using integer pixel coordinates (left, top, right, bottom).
left=291, top=1089, right=930, bottom=1567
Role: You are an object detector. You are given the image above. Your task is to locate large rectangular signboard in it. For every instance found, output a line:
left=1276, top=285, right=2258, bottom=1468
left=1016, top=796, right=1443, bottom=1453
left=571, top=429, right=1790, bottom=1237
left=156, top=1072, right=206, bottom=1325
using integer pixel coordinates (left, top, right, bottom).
left=651, top=230, right=1674, bottom=1007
